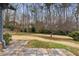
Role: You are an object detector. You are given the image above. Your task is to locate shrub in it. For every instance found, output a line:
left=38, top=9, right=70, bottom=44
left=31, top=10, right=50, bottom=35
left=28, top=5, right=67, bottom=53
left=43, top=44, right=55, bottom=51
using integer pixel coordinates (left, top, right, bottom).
left=53, top=30, right=70, bottom=35
left=4, top=23, right=15, bottom=31
left=3, top=33, right=12, bottom=45
left=24, top=28, right=27, bottom=32
left=31, top=27, right=36, bottom=33
left=68, top=31, right=79, bottom=41
left=40, top=29, right=51, bottom=34
left=20, top=28, right=27, bottom=32
left=8, top=24, right=15, bottom=31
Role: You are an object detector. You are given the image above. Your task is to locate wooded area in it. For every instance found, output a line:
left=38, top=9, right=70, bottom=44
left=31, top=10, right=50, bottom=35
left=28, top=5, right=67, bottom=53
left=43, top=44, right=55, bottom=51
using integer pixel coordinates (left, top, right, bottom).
left=3, top=3, right=79, bottom=35
left=0, top=3, right=79, bottom=55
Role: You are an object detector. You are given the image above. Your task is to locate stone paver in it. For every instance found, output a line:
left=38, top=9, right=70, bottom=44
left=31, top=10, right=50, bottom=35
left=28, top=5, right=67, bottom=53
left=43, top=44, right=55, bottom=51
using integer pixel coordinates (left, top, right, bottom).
left=0, top=40, right=75, bottom=56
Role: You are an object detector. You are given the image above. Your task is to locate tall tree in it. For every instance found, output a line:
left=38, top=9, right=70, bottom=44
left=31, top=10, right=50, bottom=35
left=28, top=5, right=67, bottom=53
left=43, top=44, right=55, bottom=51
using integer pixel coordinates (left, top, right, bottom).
left=74, top=4, right=79, bottom=30
left=45, top=3, right=53, bottom=37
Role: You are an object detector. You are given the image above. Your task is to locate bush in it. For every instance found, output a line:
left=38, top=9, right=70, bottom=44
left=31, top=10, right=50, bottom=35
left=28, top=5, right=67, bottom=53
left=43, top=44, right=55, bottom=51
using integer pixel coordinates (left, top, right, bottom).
left=53, top=30, right=69, bottom=35
left=68, top=31, right=79, bottom=41
left=3, top=33, right=12, bottom=45
left=8, top=24, right=15, bottom=31
left=40, top=29, right=51, bottom=34
left=31, top=27, right=36, bottom=33
left=24, top=28, right=27, bottom=32
left=4, top=23, right=15, bottom=31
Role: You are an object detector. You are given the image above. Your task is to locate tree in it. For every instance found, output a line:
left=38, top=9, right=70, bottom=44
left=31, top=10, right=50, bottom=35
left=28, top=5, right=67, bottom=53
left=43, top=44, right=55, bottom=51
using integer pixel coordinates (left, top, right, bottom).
left=74, top=4, right=79, bottom=30
left=4, top=9, right=9, bottom=28
left=45, top=3, right=53, bottom=37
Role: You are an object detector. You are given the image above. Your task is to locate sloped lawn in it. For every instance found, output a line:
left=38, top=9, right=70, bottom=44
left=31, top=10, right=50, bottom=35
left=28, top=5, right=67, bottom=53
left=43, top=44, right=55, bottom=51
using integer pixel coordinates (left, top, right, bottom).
left=27, top=40, right=79, bottom=56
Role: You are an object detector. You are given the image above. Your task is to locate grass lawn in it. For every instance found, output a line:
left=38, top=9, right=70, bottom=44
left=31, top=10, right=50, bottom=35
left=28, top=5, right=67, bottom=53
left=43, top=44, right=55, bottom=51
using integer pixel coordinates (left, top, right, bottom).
left=27, top=40, right=79, bottom=56
left=12, top=32, right=79, bottom=55
left=13, top=32, right=79, bottom=44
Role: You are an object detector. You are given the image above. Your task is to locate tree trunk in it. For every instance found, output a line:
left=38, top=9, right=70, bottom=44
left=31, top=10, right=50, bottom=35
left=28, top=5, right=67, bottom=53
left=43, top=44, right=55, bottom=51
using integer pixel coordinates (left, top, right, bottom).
left=75, top=13, right=79, bottom=31
left=0, top=7, right=6, bottom=49
left=14, top=10, right=16, bottom=26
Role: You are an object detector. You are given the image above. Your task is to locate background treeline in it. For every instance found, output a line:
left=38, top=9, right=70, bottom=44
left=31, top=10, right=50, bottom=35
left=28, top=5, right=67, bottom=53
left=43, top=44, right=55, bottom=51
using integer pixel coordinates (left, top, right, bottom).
left=3, top=3, right=79, bottom=35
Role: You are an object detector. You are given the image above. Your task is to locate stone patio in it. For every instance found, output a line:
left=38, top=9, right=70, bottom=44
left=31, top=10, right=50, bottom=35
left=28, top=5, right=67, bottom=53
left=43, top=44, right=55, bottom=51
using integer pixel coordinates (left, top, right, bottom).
left=0, top=40, right=75, bottom=56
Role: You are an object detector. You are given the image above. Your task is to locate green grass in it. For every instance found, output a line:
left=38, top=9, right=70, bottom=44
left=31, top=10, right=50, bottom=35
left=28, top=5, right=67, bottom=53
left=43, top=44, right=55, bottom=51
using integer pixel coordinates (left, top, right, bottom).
left=12, top=32, right=79, bottom=55
left=27, top=40, right=79, bottom=56
left=12, top=32, right=30, bottom=35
